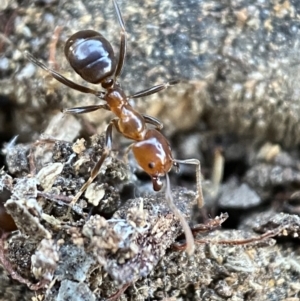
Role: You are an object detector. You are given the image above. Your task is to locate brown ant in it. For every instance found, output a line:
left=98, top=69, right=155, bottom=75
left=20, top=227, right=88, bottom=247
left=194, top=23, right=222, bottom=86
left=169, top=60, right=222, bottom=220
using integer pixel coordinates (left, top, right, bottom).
left=25, top=0, right=204, bottom=255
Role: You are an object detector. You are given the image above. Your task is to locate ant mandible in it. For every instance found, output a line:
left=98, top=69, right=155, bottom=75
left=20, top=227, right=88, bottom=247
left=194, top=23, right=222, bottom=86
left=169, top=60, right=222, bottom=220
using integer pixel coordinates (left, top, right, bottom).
left=25, top=0, right=204, bottom=255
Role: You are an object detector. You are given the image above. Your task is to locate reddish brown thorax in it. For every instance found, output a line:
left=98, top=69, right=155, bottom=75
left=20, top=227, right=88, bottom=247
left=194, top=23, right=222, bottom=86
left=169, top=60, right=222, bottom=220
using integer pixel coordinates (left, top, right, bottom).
left=105, top=86, right=126, bottom=114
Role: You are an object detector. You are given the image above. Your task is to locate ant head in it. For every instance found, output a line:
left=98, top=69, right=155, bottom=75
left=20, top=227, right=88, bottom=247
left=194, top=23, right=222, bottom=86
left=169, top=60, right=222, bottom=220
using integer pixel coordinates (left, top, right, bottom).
left=132, top=129, right=173, bottom=191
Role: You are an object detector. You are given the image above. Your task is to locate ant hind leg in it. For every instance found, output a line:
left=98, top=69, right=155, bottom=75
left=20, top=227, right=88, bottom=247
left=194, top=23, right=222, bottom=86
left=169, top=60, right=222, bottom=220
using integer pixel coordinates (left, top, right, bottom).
left=24, top=51, right=106, bottom=98
left=113, top=0, right=127, bottom=78
left=129, top=80, right=180, bottom=99
left=63, top=104, right=110, bottom=115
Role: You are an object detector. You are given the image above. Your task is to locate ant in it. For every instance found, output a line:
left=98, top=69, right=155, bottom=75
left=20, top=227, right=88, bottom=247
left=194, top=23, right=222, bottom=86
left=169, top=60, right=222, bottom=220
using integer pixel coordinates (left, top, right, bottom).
left=25, top=0, right=204, bottom=255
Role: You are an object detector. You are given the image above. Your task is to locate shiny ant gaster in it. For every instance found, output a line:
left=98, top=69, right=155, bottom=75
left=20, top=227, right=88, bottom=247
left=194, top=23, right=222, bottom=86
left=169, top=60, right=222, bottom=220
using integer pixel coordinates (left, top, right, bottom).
left=25, top=0, right=204, bottom=255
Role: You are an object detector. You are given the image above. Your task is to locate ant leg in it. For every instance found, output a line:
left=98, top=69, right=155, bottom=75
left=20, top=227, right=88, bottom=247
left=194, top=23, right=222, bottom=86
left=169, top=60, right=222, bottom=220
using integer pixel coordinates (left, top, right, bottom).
left=129, top=79, right=180, bottom=99
left=113, top=0, right=127, bottom=78
left=122, top=143, right=134, bottom=164
left=24, top=51, right=106, bottom=98
left=165, top=173, right=195, bottom=255
left=143, top=114, right=163, bottom=130
left=174, top=159, right=204, bottom=208
left=63, top=104, right=110, bottom=115
left=69, top=119, right=117, bottom=207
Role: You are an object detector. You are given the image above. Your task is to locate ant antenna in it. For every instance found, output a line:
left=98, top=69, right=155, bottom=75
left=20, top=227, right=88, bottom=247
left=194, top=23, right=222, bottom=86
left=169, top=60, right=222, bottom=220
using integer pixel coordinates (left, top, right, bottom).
left=165, top=173, right=195, bottom=255
left=173, top=159, right=204, bottom=208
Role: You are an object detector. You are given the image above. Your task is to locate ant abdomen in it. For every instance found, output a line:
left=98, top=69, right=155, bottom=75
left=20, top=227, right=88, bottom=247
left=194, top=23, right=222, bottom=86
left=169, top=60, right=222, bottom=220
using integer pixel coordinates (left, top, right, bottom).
left=64, top=30, right=117, bottom=84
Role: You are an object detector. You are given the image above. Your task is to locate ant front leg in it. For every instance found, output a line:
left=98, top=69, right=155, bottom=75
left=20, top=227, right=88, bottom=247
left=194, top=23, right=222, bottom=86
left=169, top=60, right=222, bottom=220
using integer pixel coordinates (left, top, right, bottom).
left=69, top=118, right=117, bottom=207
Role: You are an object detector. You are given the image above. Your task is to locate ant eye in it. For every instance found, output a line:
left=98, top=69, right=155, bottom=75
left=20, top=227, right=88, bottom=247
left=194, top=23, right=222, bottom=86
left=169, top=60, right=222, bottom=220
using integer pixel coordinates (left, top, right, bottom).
left=148, top=162, right=155, bottom=169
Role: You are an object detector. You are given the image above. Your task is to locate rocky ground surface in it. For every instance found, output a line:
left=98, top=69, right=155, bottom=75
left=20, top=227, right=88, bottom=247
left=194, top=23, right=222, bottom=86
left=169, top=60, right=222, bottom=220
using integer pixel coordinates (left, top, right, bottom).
left=1, top=0, right=300, bottom=300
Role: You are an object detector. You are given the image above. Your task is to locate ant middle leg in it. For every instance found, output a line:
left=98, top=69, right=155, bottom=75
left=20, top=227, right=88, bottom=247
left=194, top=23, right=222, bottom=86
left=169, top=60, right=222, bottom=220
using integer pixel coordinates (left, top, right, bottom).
left=69, top=119, right=118, bottom=207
